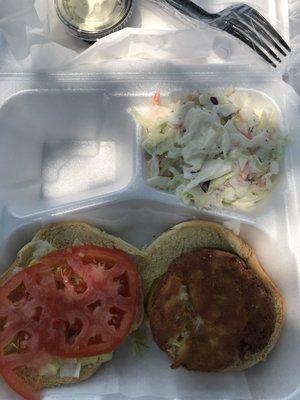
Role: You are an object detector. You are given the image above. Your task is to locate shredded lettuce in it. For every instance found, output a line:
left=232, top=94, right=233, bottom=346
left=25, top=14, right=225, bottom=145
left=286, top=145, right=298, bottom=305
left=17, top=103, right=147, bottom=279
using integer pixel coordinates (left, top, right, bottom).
left=59, top=359, right=81, bottom=379
left=31, top=240, right=55, bottom=263
left=80, top=353, right=113, bottom=367
left=40, top=360, right=60, bottom=377
left=40, top=353, right=113, bottom=378
left=130, top=88, right=287, bottom=209
left=130, top=328, right=148, bottom=357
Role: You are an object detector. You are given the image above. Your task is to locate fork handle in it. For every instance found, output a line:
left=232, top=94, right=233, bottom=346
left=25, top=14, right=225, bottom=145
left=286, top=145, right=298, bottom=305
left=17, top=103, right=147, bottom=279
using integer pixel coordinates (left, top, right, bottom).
left=164, top=0, right=215, bottom=21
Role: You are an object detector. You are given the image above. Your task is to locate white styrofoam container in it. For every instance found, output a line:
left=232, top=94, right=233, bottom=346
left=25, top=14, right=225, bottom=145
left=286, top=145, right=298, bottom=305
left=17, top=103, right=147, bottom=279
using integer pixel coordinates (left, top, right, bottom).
left=0, top=63, right=299, bottom=400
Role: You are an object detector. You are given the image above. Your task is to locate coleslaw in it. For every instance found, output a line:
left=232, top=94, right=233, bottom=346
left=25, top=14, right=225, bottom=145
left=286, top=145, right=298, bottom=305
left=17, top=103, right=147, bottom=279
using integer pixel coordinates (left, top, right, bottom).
left=130, top=87, right=287, bottom=209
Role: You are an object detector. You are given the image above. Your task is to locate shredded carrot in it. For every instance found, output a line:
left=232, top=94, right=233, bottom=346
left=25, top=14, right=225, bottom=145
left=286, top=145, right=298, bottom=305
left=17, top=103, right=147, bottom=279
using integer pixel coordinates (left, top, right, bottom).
left=239, top=129, right=253, bottom=140
left=152, top=92, right=161, bottom=106
left=258, top=177, right=266, bottom=188
left=238, top=160, right=250, bottom=181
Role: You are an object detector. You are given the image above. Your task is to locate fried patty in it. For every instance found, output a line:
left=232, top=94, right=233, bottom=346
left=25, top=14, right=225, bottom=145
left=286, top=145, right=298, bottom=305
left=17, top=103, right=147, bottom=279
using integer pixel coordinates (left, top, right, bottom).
left=148, top=249, right=276, bottom=372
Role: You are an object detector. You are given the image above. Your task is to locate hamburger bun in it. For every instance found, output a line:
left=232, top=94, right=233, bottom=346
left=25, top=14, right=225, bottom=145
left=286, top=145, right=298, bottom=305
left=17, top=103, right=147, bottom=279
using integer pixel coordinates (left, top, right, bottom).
left=0, top=221, right=146, bottom=389
left=144, top=220, right=284, bottom=372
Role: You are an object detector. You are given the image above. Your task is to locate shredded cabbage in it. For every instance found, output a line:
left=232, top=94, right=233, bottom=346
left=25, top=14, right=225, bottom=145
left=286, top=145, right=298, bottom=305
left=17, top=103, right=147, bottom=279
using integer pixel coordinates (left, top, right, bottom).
left=130, top=88, right=287, bottom=209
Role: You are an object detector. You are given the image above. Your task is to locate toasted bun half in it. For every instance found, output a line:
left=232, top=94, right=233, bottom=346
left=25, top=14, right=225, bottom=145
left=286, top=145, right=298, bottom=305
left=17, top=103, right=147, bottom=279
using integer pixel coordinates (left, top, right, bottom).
left=144, top=220, right=284, bottom=372
left=0, top=221, right=146, bottom=389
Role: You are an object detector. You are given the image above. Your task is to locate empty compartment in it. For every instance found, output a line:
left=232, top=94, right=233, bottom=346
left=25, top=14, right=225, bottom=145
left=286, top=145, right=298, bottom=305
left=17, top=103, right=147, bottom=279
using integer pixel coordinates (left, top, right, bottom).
left=0, top=89, right=136, bottom=217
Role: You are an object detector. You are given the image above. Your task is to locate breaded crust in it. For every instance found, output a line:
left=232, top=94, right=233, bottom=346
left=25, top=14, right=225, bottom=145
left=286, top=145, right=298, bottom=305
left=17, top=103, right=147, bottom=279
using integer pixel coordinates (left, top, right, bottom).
left=144, top=220, right=284, bottom=371
left=149, top=249, right=277, bottom=372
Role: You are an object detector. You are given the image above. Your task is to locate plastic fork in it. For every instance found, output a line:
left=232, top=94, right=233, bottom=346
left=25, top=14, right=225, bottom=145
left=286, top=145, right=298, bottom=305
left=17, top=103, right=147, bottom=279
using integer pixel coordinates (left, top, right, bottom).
left=165, top=0, right=291, bottom=67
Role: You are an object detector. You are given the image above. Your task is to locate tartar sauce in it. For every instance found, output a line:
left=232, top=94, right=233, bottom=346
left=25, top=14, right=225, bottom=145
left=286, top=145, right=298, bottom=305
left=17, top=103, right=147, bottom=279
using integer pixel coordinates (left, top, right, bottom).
left=55, top=0, right=133, bottom=41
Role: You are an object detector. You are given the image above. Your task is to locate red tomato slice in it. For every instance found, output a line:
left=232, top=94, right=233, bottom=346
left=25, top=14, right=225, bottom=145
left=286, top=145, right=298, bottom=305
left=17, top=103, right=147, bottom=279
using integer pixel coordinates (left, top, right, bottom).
left=2, top=368, right=40, bottom=400
left=1, top=352, right=50, bottom=400
left=0, top=246, right=141, bottom=399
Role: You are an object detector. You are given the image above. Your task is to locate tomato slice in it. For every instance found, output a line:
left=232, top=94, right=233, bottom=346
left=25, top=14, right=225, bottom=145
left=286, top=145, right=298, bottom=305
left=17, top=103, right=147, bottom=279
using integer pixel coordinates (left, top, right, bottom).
left=1, top=352, right=50, bottom=400
left=0, top=246, right=140, bottom=399
left=2, top=368, right=40, bottom=400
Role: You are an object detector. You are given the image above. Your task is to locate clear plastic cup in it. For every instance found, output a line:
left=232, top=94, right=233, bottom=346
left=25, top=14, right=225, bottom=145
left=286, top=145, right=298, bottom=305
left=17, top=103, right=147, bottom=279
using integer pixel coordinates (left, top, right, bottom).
left=54, top=0, right=134, bottom=41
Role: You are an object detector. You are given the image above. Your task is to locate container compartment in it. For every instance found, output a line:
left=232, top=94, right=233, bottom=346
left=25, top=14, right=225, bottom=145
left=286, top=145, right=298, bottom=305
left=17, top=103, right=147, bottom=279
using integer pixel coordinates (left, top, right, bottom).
left=0, top=65, right=298, bottom=399
left=0, top=200, right=299, bottom=400
left=139, top=87, right=287, bottom=217
left=0, top=89, right=136, bottom=217
left=0, top=70, right=297, bottom=223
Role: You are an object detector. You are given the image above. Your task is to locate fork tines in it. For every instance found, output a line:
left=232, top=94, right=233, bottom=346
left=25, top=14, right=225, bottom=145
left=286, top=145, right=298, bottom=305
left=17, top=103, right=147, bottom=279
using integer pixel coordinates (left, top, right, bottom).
left=222, top=5, right=291, bottom=68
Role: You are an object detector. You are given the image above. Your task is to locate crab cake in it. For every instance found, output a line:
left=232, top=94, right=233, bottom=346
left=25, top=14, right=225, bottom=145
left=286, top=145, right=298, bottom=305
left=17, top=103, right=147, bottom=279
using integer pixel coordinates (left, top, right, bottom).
left=144, top=221, right=284, bottom=372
